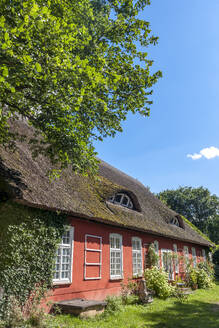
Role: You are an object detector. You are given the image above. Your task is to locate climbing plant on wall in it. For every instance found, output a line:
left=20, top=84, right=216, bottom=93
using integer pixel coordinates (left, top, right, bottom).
left=0, top=201, right=66, bottom=321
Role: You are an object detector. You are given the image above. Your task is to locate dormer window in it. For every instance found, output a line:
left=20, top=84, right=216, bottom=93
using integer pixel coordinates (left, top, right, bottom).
left=170, top=217, right=180, bottom=227
left=108, top=193, right=134, bottom=209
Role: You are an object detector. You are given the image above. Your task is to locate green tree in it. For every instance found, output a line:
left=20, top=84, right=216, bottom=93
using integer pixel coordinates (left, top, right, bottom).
left=157, top=186, right=219, bottom=234
left=207, top=216, right=219, bottom=244
left=0, top=0, right=161, bottom=174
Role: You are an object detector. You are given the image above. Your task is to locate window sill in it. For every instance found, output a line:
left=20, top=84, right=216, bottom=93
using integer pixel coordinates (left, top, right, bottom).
left=84, top=277, right=101, bottom=281
left=52, top=281, right=71, bottom=287
left=132, top=275, right=143, bottom=279
left=110, top=276, right=123, bottom=281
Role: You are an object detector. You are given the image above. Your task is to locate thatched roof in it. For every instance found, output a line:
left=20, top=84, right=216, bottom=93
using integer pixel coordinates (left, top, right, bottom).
left=0, top=120, right=212, bottom=247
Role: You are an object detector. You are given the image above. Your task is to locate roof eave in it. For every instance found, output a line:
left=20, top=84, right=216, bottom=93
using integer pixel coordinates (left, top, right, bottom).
left=14, top=199, right=212, bottom=248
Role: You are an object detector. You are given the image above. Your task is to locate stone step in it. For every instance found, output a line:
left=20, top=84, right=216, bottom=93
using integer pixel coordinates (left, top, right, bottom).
left=55, top=298, right=107, bottom=318
left=177, top=287, right=193, bottom=295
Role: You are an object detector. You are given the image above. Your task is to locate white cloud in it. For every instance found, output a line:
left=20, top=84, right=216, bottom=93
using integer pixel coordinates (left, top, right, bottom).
left=187, top=153, right=202, bottom=160
left=200, top=146, right=219, bottom=159
left=187, top=146, right=219, bottom=160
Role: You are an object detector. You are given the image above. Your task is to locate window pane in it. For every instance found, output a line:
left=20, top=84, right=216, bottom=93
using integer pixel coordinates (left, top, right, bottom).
left=132, top=240, right=142, bottom=275
left=136, top=240, right=140, bottom=250
left=128, top=200, right=133, bottom=209
left=137, top=253, right=141, bottom=259
left=53, top=271, right=59, bottom=279
left=116, top=238, right=120, bottom=249
left=109, top=196, right=114, bottom=202
left=192, top=248, right=197, bottom=267
left=115, top=194, right=122, bottom=203
left=110, top=236, right=121, bottom=249
left=122, top=196, right=129, bottom=206
left=132, top=239, right=141, bottom=250
left=62, top=230, right=70, bottom=244
left=171, top=217, right=179, bottom=226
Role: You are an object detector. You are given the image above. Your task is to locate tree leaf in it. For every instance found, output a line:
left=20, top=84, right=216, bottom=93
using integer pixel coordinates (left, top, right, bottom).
left=35, top=62, right=42, bottom=72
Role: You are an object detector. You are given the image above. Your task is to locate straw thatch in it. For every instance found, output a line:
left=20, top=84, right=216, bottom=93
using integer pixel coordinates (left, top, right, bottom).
left=0, top=120, right=211, bottom=247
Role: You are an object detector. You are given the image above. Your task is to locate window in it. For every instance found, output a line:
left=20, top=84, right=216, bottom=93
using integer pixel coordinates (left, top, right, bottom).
left=110, top=234, right=123, bottom=279
left=108, top=193, right=133, bottom=209
left=170, top=217, right=180, bottom=227
left=183, top=246, right=189, bottom=271
left=53, top=227, right=74, bottom=283
left=183, top=246, right=189, bottom=262
left=173, top=244, right=179, bottom=273
left=192, top=247, right=197, bottom=267
left=132, top=237, right=143, bottom=276
left=154, top=240, right=160, bottom=267
left=161, top=249, right=174, bottom=280
left=202, top=249, right=206, bottom=262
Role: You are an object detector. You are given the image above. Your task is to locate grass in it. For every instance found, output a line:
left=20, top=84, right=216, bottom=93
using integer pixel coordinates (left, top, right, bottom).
left=47, top=284, right=219, bottom=328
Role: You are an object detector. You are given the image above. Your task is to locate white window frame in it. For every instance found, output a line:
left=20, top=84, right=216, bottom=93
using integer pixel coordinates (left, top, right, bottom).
left=110, top=233, right=123, bottom=279
left=170, top=217, right=180, bottom=227
left=161, top=249, right=174, bottom=280
left=132, top=237, right=143, bottom=277
left=173, top=244, right=179, bottom=274
left=109, top=193, right=133, bottom=209
left=192, top=247, right=197, bottom=267
left=154, top=240, right=160, bottom=267
left=202, top=249, right=206, bottom=262
left=53, top=226, right=74, bottom=284
left=84, top=234, right=102, bottom=280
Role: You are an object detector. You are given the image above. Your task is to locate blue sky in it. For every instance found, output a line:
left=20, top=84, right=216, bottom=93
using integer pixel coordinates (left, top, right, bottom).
left=95, top=0, right=219, bottom=196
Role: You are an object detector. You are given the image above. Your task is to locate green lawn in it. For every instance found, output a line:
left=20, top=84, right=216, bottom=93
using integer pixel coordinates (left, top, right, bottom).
left=47, top=284, right=219, bottom=328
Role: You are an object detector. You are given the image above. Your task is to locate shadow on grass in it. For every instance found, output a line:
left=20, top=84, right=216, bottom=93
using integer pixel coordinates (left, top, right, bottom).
left=141, top=300, right=219, bottom=328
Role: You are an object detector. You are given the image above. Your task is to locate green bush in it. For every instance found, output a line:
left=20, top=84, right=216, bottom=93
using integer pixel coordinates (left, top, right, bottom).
left=197, top=268, right=214, bottom=289
left=186, top=262, right=214, bottom=290
left=104, top=296, right=123, bottom=316
left=144, top=267, right=175, bottom=299
left=198, top=261, right=214, bottom=277
left=0, top=295, right=49, bottom=328
left=120, top=280, right=139, bottom=305
left=186, top=267, right=198, bottom=290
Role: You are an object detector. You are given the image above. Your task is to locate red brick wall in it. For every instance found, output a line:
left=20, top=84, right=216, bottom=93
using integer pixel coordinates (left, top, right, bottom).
left=48, top=216, right=206, bottom=303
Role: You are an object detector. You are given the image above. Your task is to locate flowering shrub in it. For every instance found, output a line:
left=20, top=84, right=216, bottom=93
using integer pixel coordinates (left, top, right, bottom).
left=144, top=267, right=175, bottom=299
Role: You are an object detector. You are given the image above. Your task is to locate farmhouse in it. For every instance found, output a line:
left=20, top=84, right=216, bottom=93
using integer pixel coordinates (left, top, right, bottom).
left=0, top=120, right=212, bottom=305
